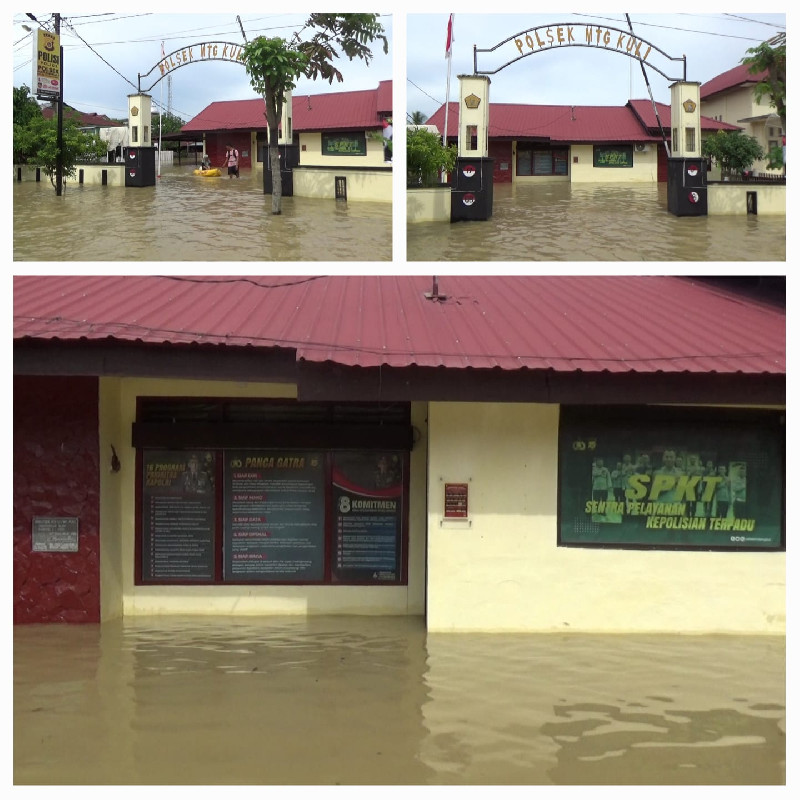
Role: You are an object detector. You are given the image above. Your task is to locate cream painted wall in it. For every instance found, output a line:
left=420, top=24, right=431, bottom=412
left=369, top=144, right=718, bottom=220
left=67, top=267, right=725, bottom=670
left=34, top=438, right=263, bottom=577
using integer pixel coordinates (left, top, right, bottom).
left=14, top=163, right=126, bottom=187
left=99, top=379, right=125, bottom=621
left=426, top=402, right=785, bottom=634
left=708, top=183, right=786, bottom=215
left=570, top=144, right=658, bottom=183
left=299, top=131, right=387, bottom=168
left=292, top=168, right=392, bottom=203
left=407, top=187, right=451, bottom=223
left=98, top=377, right=426, bottom=618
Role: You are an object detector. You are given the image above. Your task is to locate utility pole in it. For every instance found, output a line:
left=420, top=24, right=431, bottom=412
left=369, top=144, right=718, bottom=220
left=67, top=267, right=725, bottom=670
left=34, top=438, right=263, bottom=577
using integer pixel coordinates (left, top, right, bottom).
left=55, top=12, right=64, bottom=196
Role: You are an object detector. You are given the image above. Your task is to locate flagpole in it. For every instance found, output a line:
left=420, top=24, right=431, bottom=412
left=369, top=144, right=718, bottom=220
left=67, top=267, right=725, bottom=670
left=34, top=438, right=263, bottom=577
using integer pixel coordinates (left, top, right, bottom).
left=443, top=14, right=453, bottom=183
left=158, top=41, right=164, bottom=179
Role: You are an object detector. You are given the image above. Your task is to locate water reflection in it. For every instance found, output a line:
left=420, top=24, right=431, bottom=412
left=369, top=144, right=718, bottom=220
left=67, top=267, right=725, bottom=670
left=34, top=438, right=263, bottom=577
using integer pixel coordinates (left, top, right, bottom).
left=407, top=183, right=786, bottom=262
left=13, top=166, right=392, bottom=262
left=13, top=617, right=784, bottom=785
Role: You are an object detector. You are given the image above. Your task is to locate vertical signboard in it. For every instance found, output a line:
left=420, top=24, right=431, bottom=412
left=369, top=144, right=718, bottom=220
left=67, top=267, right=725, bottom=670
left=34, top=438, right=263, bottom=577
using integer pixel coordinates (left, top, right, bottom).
left=558, top=408, right=784, bottom=549
left=142, top=451, right=216, bottom=580
left=224, top=451, right=325, bottom=581
left=34, top=29, right=61, bottom=100
left=331, top=452, right=404, bottom=582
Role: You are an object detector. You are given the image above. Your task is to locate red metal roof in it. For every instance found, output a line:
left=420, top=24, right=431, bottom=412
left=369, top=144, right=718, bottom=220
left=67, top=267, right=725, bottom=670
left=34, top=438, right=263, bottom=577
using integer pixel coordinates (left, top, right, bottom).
left=626, top=100, right=739, bottom=133
left=701, top=64, right=768, bottom=100
left=427, top=101, right=738, bottom=142
left=42, top=106, right=123, bottom=127
left=13, top=276, right=784, bottom=376
left=182, top=81, right=391, bottom=134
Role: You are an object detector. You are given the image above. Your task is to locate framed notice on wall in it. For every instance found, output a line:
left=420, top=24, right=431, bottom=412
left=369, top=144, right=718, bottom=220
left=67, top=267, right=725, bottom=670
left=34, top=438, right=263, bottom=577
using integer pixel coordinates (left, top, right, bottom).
left=558, top=407, right=784, bottom=550
left=223, top=451, right=326, bottom=582
left=142, top=450, right=216, bottom=580
left=330, top=451, right=405, bottom=583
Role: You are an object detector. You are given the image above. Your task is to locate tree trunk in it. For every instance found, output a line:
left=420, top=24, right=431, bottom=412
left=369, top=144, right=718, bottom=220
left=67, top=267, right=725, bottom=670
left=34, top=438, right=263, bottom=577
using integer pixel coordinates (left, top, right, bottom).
left=269, top=125, right=282, bottom=215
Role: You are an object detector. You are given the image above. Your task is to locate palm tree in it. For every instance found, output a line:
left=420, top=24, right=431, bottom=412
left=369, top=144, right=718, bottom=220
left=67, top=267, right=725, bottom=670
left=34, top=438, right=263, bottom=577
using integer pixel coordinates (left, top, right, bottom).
left=408, top=110, right=428, bottom=125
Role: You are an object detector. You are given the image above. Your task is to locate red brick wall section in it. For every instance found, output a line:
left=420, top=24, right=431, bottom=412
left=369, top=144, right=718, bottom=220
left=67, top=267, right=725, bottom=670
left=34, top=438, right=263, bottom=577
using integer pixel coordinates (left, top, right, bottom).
left=13, top=376, right=101, bottom=623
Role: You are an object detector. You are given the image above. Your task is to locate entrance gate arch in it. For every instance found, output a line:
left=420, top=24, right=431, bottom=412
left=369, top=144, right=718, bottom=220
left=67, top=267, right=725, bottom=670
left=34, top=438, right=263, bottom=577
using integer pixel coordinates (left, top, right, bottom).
left=450, top=21, right=707, bottom=221
left=122, top=42, right=292, bottom=188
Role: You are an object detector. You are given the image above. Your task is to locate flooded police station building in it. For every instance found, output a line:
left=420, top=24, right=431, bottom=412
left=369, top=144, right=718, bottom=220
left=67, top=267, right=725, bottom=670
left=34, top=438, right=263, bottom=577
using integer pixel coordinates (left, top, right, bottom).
left=13, top=275, right=785, bottom=633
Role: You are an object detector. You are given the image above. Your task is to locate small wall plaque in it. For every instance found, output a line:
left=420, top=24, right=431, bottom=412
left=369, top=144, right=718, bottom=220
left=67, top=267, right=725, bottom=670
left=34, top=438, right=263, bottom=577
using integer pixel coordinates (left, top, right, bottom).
left=444, top=483, right=469, bottom=518
left=32, top=517, right=79, bottom=552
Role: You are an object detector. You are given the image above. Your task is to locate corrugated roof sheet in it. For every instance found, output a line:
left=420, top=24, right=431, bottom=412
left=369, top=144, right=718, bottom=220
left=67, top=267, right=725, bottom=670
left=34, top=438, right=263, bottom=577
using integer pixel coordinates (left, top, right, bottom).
left=13, top=276, right=785, bottom=376
left=427, top=101, right=738, bottom=142
left=626, top=100, right=740, bottom=133
left=182, top=81, right=391, bottom=134
left=701, top=64, right=768, bottom=100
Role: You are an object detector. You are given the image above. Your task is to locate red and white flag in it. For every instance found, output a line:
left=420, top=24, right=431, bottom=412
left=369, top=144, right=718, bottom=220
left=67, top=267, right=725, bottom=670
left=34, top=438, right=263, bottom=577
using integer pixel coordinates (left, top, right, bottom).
left=445, top=14, right=454, bottom=59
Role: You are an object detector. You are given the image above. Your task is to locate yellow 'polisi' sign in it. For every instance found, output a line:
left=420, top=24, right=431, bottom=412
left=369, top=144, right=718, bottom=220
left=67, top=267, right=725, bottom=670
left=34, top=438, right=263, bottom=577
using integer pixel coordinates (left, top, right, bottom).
left=34, top=29, right=61, bottom=98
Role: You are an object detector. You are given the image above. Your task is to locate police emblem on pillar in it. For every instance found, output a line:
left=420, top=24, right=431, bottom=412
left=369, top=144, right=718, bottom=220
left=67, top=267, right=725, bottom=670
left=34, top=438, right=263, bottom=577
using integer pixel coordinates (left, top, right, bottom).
left=462, top=193, right=476, bottom=206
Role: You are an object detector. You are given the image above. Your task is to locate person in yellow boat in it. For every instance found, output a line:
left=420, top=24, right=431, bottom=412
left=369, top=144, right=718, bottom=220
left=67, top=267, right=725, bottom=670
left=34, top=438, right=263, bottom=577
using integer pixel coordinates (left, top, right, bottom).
left=200, top=154, right=212, bottom=170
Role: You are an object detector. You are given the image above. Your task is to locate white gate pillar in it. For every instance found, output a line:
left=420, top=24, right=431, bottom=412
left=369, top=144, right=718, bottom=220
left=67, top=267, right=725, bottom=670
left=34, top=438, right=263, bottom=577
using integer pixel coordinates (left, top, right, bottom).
left=457, top=75, right=491, bottom=157
left=670, top=81, right=702, bottom=157
left=127, top=93, right=153, bottom=147
left=279, top=90, right=292, bottom=145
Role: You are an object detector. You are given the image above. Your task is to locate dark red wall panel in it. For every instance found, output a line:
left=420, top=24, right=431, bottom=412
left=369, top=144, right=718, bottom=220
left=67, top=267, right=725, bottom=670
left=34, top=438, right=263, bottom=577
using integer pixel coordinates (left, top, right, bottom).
left=14, top=376, right=101, bottom=623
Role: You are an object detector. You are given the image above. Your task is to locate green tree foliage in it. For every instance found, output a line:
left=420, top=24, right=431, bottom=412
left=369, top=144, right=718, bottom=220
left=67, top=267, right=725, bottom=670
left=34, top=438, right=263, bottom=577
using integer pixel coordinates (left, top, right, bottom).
left=742, top=34, right=786, bottom=131
left=15, top=113, right=108, bottom=192
left=765, top=144, right=784, bottom=171
left=13, top=85, right=41, bottom=127
left=408, top=110, right=428, bottom=125
left=702, top=131, right=765, bottom=179
left=13, top=85, right=43, bottom=163
left=407, top=127, right=457, bottom=188
left=242, top=14, right=388, bottom=215
left=153, top=111, right=186, bottom=139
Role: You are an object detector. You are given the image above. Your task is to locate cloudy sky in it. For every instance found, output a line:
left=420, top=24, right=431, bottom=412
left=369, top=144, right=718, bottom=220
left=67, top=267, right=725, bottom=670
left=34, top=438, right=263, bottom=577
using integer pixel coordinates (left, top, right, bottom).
left=11, top=8, right=786, bottom=127
left=406, top=11, right=786, bottom=121
left=13, top=11, right=394, bottom=123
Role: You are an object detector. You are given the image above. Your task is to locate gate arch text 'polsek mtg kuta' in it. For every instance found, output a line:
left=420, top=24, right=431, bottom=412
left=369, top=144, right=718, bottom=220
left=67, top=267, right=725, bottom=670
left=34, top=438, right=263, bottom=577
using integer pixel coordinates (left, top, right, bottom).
left=449, top=21, right=707, bottom=222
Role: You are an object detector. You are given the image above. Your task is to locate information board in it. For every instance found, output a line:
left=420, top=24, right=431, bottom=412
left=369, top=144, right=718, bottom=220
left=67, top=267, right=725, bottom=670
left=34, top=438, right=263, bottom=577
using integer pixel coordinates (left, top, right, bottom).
left=223, top=451, right=326, bottom=581
left=558, top=408, right=784, bottom=549
left=331, top=451, right=404, bottom=582
left=142, top=450, right=216, bottom=580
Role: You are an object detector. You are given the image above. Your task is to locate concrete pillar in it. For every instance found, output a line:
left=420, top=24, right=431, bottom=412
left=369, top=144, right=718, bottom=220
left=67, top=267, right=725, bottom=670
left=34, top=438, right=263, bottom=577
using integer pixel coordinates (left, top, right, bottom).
left=279, top=90, right=292, bottom=145
left=127, top=93, right=153, bottom=147
left=457, top=75, right=491, bottom=158
left=669, top=82, right=702, bottom=158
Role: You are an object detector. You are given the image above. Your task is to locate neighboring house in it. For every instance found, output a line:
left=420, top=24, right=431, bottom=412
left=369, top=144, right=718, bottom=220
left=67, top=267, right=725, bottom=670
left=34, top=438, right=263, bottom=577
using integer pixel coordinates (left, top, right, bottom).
left=13, top=275, right=785, bottom=634
left=700, top=64, right=783, bottom=175
left=181, top=80, right=392, bottom=172
left=42, top=103, right=128, bottom=160
left=424, top=100, right=738, bottom=183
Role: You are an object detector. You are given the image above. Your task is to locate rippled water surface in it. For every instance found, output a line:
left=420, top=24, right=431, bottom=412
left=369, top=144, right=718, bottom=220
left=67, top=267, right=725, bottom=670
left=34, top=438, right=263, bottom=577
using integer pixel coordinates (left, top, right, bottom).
left=13, top=166, right=392, bottom=262
left=14, top=616, right=785, bottom=785
left=407, top=183, right=787, bottom=262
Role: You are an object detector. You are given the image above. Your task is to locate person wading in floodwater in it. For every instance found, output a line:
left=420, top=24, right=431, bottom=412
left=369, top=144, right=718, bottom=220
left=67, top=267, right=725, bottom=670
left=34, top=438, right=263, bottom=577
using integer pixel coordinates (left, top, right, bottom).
left=223, top=144, right=239, bottom=178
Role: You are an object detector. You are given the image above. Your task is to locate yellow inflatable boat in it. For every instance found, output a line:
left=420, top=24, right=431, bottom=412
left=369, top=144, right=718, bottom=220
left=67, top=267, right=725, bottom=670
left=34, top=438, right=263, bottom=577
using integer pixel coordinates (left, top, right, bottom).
left=193, top=167, right=222, bottom=177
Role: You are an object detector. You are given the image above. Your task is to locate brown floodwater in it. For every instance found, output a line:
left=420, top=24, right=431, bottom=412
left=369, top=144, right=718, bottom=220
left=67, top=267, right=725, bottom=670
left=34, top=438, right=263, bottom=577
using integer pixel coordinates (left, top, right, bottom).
left=407, top=182, right=787, bottom=261
left=12, top=165, right=392, bottom=262
left=13, top=616, right=785, bottom=785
